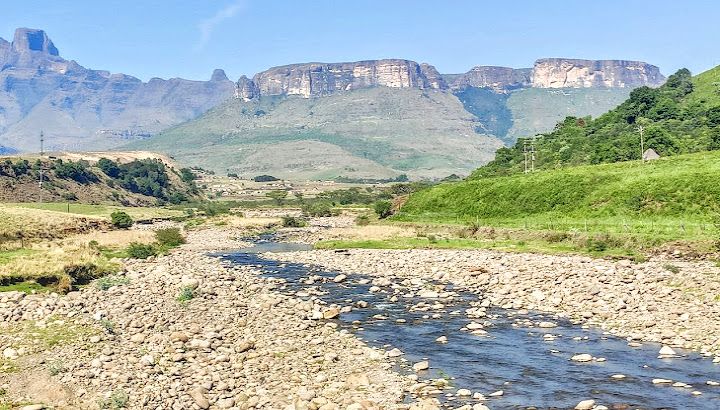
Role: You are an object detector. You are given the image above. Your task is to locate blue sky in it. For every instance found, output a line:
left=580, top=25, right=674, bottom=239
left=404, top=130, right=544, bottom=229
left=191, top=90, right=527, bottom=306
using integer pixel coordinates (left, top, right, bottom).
left=2, top=0, right=718, bottom=82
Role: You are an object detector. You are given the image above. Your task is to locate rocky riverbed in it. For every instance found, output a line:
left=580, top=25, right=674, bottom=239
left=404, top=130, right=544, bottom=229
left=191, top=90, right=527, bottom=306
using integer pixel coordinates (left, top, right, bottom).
left=0, top=226, right=426, bottom=409
left=265, top=248, right=720, bottom=357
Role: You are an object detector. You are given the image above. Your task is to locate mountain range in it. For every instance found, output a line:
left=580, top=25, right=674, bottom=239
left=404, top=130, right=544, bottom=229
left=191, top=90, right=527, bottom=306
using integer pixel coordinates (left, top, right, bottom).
left=0, top=28, right=666, bottom=179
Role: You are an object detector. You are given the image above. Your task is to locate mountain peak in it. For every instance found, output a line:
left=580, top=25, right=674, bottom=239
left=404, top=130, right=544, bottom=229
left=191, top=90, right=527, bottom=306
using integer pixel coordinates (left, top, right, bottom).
left=210, top=69, right=229, bottom=82
left=12, top=28, right=59, bottom=56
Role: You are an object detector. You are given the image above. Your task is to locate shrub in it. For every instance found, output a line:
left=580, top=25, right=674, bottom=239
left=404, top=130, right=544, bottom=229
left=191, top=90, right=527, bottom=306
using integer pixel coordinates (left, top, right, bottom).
left=374, top=200, right=393, bottom=219
left=48, top=358, right=65, bottom=376
left=664, top=264, right=680, bottom=273
left=95, top=275, right=131, bottom=291
left=281, top=216, right=306, bottom=228
left=126, top=243, right=156, bottom=259
left=302, top=202, right=333, bottom=217
left=355, top=214, right=371, bottom=226
left=176, top=286, right=196, bottom=301
left=110, top=211, right=133, bottom=229
left=586, top=238, right=607, bottom=252
left=155, top=228, right=186, bottom=247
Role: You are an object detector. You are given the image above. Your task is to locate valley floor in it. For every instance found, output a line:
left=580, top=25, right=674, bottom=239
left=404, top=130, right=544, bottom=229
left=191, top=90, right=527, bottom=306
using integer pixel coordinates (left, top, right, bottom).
left=3, top=218, right=720, bottom=409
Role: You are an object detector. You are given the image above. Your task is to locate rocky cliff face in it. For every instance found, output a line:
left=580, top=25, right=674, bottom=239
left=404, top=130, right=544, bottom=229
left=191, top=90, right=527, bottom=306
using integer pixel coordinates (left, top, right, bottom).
left=446, top=59, right=665, bottom=92
left=447, top=66, right=531, bottom=91
left=0, top=28, right=235, bottom=152
left=531, top=58, right=666, bottom=88
left=236, top=59, right=447, bottom=99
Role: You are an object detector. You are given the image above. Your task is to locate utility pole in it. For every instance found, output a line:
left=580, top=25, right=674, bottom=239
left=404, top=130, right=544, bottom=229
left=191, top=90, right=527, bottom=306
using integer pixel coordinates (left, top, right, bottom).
left=638, top=125, right=645, bottom=163
left=523, top=140, right=528, bottom=174
left=39, top=131, right=44, bottom=209
left=530, top=139, right=536, bottom=173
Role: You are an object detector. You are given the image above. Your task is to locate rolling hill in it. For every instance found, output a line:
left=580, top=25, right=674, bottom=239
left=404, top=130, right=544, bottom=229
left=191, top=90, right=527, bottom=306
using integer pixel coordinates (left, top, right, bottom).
left=475, top=65, right=720, bottom=177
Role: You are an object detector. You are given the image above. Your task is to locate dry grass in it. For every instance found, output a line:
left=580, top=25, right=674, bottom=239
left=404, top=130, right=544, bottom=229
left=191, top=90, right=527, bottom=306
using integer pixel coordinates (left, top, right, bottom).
left=0, top=205, right=106, bottom=246
left=207, top=215, right=282, bottom=228
left=0, top=243, right=116, bottom=280
left=64, top=230, right=155, bottom=248
left=321, top=225, right=415, bottom=241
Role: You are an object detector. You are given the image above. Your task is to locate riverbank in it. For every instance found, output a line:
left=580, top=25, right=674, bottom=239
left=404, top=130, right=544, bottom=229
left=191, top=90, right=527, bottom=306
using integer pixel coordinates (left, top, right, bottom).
left=266, top=248, right=720, bottom=357
left=0, top=226, right=415, bottom=409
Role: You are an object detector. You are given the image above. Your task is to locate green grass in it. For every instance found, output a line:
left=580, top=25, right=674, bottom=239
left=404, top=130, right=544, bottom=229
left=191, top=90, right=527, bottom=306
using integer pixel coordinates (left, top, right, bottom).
left=398, top=151, right=720, bottom=244
left=4, top=203, right=184, bottom=220
left=0, top=280, right=53, bottom=293
left=315, top=236, right=642, bottom=259
left=0, top=249, right=41, bottom=264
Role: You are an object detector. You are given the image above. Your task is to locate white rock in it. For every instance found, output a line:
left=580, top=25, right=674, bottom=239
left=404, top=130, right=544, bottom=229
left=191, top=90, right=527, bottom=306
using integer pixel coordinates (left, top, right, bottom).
left=413, top=361, right=429, bottom=371
left=3, top=348, right=18, bottom=359
left=658, top=345, right=676, bottom=356
left=538, top=321, right=557, bottom=328
left=571, top=354, right=593, bottom=362
left=333, top=274, right=347, bottom=283
left=456, top=389, right=471, bottom=396
left=575, top=399, right=595, bottom=410
left=489, top=390, right=504, bottom=397
left=387, top=348, right=404, bottom=357
left=652, top=378, right=673, bottom=384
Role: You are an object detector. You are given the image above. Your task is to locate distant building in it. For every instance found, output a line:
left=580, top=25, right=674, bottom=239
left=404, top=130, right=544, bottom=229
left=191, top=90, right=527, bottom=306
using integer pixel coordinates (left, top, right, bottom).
left=643, top=148, right=660, bottom=161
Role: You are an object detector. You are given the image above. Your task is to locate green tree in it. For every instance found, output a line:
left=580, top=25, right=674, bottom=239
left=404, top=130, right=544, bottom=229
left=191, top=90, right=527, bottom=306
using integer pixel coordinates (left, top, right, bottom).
left=110, top=211, right=133, bottom=229
left=265, top=190, right=289, bottom=205
left=374, top=200, right=393, bottom=219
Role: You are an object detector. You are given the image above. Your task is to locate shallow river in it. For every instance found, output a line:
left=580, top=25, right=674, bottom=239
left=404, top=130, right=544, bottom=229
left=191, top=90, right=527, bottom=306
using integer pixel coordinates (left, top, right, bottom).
left=213, top=240, right=720, bottom=409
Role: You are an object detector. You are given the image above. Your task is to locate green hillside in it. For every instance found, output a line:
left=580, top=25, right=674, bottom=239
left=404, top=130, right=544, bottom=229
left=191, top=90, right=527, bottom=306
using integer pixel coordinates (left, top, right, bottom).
left=504, top=87, right=632, bottom=142
left=475, top=67, right=720, bottom=177
left=125, top=88, right=505, bottom=180
left=398, top=151, right=720, bottom=237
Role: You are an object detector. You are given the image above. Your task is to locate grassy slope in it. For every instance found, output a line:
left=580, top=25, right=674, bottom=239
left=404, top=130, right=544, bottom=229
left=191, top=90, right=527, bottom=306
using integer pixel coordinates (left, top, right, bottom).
left=126, top=88, right=504, bottom=179
left=505, top=88, right=632, bottom=141
left=478, top=67, right=720, bottom=177
left=398, top=151, right=720, bottom=239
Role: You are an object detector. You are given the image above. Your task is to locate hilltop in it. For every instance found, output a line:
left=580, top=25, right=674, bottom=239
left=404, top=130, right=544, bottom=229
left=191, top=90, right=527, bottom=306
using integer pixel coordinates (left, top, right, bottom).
left=474, top=66, right=720, bottom=177
left=0, top=151, right=198, bottom=205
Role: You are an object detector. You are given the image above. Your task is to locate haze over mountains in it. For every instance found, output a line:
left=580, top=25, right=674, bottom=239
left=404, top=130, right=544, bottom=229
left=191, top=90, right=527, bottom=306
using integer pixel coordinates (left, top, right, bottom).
left=0, top=28, right=667, bottom=179
left=0, top=28, right=234, bottom=152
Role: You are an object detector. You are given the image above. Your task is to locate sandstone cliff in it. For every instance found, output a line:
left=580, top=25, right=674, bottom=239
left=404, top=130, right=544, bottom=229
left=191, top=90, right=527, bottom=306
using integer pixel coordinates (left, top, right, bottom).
left=235, top=59, right=447, bottom=99
left=447, top=66, right=531, bottom=91
left=531, top=58, right=666, bottom=88
left=446, top=59, right=665, bottom=92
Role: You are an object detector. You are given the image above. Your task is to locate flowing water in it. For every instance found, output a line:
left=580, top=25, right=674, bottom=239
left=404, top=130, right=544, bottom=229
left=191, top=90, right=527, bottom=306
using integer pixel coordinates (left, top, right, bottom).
left=213, top=239, right=720, bottom=409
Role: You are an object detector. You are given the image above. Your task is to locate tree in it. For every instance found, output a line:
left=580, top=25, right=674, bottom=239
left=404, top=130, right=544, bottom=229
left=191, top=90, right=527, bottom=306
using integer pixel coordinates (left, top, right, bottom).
left=179, top=168, right=195, bottom=183
left=265, top=190, right=289, bottom=205
left=374, top=200, right=393, bottom=219
left=110, top=211, right=133, bottom=229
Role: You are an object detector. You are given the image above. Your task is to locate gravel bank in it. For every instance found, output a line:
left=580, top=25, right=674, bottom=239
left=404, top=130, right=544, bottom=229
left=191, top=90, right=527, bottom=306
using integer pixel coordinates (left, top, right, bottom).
left=0, top=227, right=418, bottom=409
left=266, top=248, right=720, bottom=357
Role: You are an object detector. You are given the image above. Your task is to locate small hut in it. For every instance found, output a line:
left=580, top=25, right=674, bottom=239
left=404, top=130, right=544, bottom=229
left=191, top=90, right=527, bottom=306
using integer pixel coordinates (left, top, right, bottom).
left=642, top=148, right=660, bottom=161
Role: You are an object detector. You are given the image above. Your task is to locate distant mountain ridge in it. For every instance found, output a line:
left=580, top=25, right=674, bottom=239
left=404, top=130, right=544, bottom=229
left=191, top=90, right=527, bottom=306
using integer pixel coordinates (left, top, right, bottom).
left=0, top=28, right=234, bottom=152
left=0, top=28, right=668, bottom=180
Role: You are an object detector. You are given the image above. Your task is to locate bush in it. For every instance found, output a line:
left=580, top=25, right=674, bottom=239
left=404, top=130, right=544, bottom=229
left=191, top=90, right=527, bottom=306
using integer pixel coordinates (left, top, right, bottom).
left=95, top=275, right=131, bottom=291
left=126, top=243, right=157, bottom=259
left=374, top=200, right=393, bottom=219
left=302, top=202, right=333, bottom=217
left=281, top=216, right=306, bottom=228
left=155, top=228, right=186, bottom=247
left=586, top=238, right=607, bottom=252
left=110, top=211, right=133, bottom=229
left=355, top=214, right=371, bottom=226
